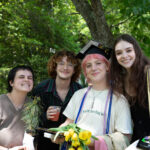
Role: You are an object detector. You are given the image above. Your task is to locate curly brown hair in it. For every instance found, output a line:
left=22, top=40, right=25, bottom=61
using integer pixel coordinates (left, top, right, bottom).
left=47, top=50, right=81, bottom=82
left=110, top=34, right=150, bottom=107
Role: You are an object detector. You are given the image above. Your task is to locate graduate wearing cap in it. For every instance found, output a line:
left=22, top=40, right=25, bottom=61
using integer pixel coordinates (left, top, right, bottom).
left=55, top=41, right=133, bottom=150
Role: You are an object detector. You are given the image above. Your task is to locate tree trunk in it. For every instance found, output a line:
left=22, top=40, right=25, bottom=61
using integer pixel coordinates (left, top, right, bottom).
left=71, top=0, right=114, bottom=47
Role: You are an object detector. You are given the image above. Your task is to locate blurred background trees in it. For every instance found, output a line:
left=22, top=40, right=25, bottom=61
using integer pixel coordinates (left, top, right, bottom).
left=0, top=0, right=150, bottom=93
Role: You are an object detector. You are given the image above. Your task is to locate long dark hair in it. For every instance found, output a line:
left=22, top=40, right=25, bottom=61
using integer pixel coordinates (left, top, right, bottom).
left=110, top=34, right=150, bottom=107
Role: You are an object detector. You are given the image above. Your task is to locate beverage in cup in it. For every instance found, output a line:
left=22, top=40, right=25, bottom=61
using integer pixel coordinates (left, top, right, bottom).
left=50, top=106, right=61, bottom=121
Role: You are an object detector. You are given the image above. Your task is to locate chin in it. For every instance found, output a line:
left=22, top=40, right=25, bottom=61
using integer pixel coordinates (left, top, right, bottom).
left=21, top=89, right=32, bottom=93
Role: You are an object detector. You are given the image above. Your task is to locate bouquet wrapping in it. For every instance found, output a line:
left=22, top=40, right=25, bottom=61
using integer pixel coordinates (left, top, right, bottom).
left=48, top=123, right=98, bottom=150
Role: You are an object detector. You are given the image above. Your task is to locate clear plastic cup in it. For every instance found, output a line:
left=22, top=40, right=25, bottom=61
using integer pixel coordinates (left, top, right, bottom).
left=50, top=106, right=61, bottom=121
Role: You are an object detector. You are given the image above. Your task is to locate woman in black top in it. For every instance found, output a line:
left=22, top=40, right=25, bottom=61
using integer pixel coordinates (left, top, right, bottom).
left=110, top=34, right=150, bottom=142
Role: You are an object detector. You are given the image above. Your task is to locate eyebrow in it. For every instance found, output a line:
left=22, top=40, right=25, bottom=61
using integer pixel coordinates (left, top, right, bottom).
left=18, top=74, right=33, bottom=77
left=115, top=47, right=133, bottom=51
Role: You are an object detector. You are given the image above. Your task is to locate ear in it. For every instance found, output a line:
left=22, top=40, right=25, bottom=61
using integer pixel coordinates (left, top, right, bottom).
left=9, top=81, right=13, bottom=87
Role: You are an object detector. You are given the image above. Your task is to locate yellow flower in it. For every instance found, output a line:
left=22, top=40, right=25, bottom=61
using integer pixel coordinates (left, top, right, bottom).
left=79, top=131, right=88, bottom=140
left=72, top=140, right=80, bottom=147
left=64, top=131, right=69, bottom=136
left=85, top=130, right=92, bottom=139
left=84, top=138, right=91, bottom=145
left=77, top=146, right=83, bottom=150
left=68, top=147, right=75, bottom=150
left=64, top=131, right=71, bottom=141
left=68, top=128, right=74, bottom=136
left=71, top=133, right=78, bottom=141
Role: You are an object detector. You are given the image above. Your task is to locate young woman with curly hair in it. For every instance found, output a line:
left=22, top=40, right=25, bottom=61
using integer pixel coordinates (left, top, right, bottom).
left=110, top=34, right=150, bottom=146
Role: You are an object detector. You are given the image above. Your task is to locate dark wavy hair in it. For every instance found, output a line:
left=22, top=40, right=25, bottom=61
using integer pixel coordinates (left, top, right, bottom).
left=7, top=65, right=34, bottom=92
left=47, top=50, right=81, bottom=82
left=110, top=34, right=150, bottom=107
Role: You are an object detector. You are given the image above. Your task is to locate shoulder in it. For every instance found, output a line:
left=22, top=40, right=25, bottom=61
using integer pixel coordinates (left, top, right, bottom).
left=36, top=79, right=53, bottom=88
left=71, top=81, right=82, bottom=90
left=144, top=64, right=150, bottom=73
left=0, top=94, right=9, bottom=107
left=73, top=87, right=88, bottom=96
left=32, top=78, right=54, bottom=95
left=112, top=93, right=129, bottom=106
left=0, top=94, right=7, bottom=101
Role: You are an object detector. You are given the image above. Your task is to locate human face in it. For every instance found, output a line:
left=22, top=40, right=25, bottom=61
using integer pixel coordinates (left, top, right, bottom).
left=10, top=70, right=33, bottom=93
left=56, top=56, right=75, bottom=80
left=115, top=40, right=136, bottom=71
left=85, top=58, right=108, bottom=84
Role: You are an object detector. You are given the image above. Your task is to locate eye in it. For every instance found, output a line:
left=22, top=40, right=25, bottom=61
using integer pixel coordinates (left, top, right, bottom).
left=18, top=75, right=25, bottom=79
left=86, top=64, right=91, bottom=68
left=58, top=62, right=64, bottom=66
left=115, top=51, right=122, bottom=56
left=68, top=63, right=74, bottom=67
left=126, top=49, right=132, bottom=53
left=28, top=76, right=33, bottom=80
left=96, top=62, right=101, bottom=65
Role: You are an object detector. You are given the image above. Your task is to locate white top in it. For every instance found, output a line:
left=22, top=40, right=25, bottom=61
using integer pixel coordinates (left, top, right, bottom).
left=63, top=87, right=133, bottom=136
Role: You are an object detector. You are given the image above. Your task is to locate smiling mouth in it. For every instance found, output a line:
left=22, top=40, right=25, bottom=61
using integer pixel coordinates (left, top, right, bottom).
left=61, top=71, right=69, bottom=74
left=122, top=60, right=131, bottom=64
left=21, top=83, right=31, bottom=87
left=92, top=72, right=99, bottom=76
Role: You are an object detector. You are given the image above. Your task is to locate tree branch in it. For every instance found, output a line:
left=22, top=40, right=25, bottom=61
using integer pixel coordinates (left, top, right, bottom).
left=111, top=15, right=134, bottom=28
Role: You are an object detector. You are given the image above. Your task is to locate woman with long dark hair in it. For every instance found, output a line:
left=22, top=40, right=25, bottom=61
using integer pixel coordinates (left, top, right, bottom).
left=110, top=34, right=150, bottom=146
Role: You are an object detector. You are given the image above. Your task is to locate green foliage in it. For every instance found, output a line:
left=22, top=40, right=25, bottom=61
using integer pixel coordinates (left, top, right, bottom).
left=22, top=96, right=42, bottom=135
left=79, top=72, right=88, bottom=88
left=0, top=0, right=89, bottom=92
left=102, top=0, right=150, bottom=56
left=0, top=67, right=10, bottom=94
left=0, top=0, right=150, bottom=94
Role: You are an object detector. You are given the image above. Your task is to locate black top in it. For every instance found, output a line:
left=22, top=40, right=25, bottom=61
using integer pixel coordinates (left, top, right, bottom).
left=126, top=94, right=150, bottom=142
left=32, top=79, right=82, bottom=150
left=130, top=99, right=150, bottom=142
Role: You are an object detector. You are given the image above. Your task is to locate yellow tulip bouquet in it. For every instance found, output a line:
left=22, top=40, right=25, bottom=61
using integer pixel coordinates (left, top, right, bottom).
left=48, top=123, right=98, bottom=150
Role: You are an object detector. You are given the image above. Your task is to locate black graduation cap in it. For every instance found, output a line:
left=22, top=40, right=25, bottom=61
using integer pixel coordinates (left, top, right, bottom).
left=76, top=40, right=112, bottom=60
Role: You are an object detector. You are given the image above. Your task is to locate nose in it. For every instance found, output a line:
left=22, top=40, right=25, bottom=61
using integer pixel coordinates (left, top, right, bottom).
left=24, top=77, right=29, bottom=81
left=122, top=51, right=128, bottom=58
left=91, top=64, right=97, bottom=70
left=24, top=76, right=30, bottom=81
left=63, top=64, right=68, bottom=69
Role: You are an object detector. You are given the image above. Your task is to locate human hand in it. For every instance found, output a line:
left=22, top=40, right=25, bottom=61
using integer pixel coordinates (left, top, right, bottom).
left=9, top=145, right=29, bottom=150
left=46, top=106, right=60, bottom=121
left=44, top=131, right=65, bottom=144
left=51, top=136, right=65, bottom=144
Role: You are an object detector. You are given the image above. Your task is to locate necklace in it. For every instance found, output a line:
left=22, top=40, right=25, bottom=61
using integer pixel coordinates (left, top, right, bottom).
left=75, top=86, right=113, bottom=134
left=91, top=88, right=103, bottom=110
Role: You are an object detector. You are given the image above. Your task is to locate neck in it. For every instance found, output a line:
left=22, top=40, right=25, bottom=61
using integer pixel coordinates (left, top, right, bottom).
left=126, top=68, right=131, bottom=74
left=92, top=83, right=109, bottom=91
left=7, top=90, right=27, bottom=108
left=55, top=76, right=71, bottom=90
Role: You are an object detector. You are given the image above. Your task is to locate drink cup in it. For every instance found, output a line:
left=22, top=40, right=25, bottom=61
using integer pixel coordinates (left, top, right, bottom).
left=50, top=106, right=61, bottom=121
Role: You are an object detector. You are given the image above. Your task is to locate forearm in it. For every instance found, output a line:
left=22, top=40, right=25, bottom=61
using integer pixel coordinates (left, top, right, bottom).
left=59, top=118, right=74, bottom=127
left=0, top=145, right=8, bottom=150
left=101, top=132, right=131, bottom=150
